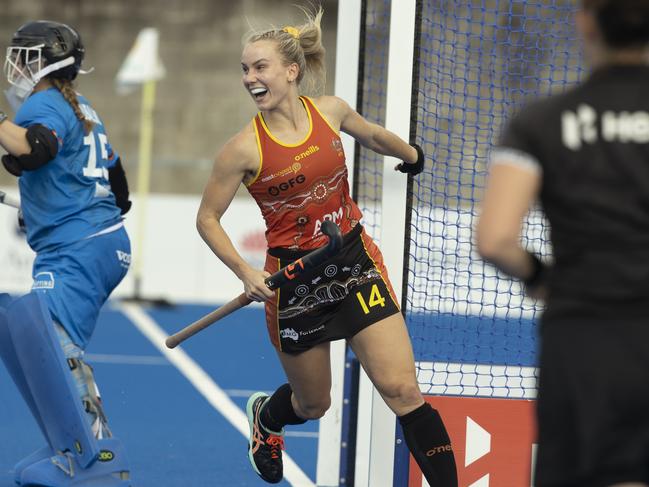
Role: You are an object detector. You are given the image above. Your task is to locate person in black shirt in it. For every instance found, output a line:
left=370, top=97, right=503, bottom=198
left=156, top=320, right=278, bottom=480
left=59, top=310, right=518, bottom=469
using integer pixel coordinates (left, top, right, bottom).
left=476, top=1, right=649, bottom=486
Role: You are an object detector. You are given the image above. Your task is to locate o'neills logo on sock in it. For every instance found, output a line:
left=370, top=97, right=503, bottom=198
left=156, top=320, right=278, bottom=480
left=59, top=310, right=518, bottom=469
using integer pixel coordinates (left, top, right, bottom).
left=426, top=444, right=453, bottom=456
left=294, top=145, right=320, bottom=161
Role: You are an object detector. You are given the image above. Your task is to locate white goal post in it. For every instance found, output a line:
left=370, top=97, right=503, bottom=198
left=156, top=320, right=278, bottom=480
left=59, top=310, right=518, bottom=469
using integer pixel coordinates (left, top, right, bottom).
left=320, top=0, right=419, bottom=486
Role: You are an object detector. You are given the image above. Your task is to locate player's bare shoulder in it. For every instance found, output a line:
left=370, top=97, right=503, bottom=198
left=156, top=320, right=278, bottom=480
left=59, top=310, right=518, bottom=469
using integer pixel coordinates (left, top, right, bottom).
left=309, top=95, right=350, bottom=132
left=215, top=121, right=261, bottom=184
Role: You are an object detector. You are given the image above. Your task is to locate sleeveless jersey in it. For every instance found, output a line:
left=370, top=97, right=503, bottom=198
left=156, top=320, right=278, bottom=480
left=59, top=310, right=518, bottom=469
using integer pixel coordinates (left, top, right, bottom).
left=15, top=87, right=123, bottom=253
left=246, top=96, right=363, bottom=250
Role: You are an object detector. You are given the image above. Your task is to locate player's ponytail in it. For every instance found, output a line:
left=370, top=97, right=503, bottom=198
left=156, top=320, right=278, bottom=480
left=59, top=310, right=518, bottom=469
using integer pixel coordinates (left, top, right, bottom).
left=294, top=7, right=326, bottom=90
left=583, top=0, right=649, bottom=48
left=245, top=6, right=326, bottom=94
left=50, top=78, right=94, bottom=134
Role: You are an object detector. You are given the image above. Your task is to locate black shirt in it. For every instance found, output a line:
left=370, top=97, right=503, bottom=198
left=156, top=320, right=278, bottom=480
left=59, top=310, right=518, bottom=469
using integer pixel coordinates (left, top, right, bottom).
left=495, top=64, right=649, bottom=318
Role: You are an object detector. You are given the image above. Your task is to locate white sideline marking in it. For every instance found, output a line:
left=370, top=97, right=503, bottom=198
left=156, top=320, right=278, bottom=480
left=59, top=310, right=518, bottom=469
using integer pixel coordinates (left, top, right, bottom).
left=82, top=357, right=318, bottom=439
left=118, top=303, right=316, bottom=487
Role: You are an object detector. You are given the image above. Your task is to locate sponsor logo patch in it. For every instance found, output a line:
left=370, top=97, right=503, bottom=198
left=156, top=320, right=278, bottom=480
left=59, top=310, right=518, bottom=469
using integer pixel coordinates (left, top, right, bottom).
left=32, top=271, right=55, bottom=290
left=98, top=450, right=114, bottom=462
left=280, top=328, right=299, bottom=341
left=268, top=174, right=307, bottom=196
left=116, top=250, right=131, bottom=269
left=261, top=162, right=302, bottom=183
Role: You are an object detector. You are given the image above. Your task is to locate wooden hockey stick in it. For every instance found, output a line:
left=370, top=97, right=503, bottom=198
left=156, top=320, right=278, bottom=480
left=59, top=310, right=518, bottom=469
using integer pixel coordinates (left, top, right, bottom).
left=165, top=221, right=344, bottom=348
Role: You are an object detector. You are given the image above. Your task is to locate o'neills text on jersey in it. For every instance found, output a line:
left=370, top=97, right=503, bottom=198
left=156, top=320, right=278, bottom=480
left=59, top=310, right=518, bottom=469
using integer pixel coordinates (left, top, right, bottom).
left=294, top=145, right=320, bottom=161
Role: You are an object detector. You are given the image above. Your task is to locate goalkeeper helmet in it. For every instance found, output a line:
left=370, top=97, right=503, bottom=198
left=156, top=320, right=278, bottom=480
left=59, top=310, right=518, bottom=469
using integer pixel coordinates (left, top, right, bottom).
left=5, top=20, right=84, bottom=88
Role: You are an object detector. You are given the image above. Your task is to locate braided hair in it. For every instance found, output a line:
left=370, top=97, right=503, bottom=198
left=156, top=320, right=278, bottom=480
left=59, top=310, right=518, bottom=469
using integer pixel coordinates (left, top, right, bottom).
left=50, top=78, right=94, bottom=134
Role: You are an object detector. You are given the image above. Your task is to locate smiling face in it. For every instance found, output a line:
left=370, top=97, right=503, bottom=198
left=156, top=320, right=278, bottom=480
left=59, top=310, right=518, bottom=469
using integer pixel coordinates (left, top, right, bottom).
left=241, top=39, right=299, bottom=110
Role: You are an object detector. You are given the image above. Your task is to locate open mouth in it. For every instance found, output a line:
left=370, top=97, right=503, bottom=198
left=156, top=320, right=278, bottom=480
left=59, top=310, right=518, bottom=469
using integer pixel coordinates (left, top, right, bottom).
left=250, top=87, right=268, bottom=101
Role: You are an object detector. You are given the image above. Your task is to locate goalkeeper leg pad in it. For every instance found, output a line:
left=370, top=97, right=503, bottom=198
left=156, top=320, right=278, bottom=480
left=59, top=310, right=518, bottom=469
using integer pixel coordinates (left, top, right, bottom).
left=20, top=438, right=131, bottom=487
left=53, top=321, right=113, bottom=439
left=0, top=293, right=52, bottom=442
left=2, top=292, right=100, bottom=469
left=68, top=357, right=113, bottom=439
left=0, top=294, right=55, bottom=482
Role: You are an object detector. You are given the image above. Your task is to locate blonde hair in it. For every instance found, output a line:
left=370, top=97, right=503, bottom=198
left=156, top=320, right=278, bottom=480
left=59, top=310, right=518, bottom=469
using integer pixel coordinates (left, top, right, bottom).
left=50, top=78, right=94, bottom=134
left=245, top=6, right=326, bottom=93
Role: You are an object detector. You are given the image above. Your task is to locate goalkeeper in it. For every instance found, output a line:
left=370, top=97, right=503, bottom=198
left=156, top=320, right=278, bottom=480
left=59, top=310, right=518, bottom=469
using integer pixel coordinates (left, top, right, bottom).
left=0, top=20, right=132, bottom=486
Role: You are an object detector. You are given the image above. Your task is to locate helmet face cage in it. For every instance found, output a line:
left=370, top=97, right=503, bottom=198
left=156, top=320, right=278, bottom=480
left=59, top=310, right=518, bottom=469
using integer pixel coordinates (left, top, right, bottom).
left=5, top=21, right=84, bottom=86
left=4, top=45, right=45, bottom=87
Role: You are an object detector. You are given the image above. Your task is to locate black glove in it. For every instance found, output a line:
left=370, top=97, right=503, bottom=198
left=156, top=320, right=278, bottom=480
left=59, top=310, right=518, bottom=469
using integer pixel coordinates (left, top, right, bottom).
left=2, top=154, right=23, bottom=177
left=396, top=143, right=425, bottom=176
left=116, top=198, right=132, bottom=215
left=523, top=253, right=551, bottom=299
left=108, top=158, right=132, bottom=215
left=17, top=209, right=26, bottom=233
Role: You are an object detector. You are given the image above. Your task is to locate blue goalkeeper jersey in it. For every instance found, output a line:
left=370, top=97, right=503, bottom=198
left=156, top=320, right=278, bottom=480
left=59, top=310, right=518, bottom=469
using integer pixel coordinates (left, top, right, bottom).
left=16, top=87, right=123, bottom=253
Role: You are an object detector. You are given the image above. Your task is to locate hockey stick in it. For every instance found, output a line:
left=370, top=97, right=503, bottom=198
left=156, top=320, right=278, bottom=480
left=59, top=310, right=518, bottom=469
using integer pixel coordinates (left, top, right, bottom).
left=165, top=221, right=344, bottom=348
left=0, top=190, right=20, bottom=209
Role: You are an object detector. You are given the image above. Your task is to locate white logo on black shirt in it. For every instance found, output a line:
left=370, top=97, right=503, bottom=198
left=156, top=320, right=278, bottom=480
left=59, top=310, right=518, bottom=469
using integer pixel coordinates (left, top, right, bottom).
left=561, top=104, right=597, bottom=150
left=562, top=103, right=649, bottom=150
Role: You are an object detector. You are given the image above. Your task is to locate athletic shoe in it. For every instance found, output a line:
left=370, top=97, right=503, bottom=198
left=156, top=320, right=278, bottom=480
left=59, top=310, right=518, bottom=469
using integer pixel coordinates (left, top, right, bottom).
left=246, top=392, right=285, bottom=484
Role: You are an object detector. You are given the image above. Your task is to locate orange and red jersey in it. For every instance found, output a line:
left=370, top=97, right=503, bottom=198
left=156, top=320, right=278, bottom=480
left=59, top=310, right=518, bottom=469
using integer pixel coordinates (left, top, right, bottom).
left=246, top=96, right=363, bottom=250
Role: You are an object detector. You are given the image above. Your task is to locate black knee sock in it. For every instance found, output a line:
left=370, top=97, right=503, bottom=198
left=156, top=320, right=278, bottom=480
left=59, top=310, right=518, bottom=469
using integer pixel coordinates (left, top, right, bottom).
left=260, top=383, right=307, bottom=433
left=398, top=402, right=458, bottom=487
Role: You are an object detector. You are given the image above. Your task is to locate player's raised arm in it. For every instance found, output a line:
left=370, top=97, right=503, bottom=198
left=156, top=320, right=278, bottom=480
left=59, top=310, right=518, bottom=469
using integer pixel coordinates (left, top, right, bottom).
left=335, top=96, right=423, bottom=174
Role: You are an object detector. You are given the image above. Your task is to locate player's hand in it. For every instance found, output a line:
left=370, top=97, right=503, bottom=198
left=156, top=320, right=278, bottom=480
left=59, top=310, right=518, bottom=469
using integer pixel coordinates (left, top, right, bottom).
left=525, top=282, right=548, bottom=300
left=523, top=254, right=551, bottom=301
left=115, top=197, right=132, bottom=215
left=240, top=267, right=275, bottom=302
left=395, top=143, right=425, bottom=175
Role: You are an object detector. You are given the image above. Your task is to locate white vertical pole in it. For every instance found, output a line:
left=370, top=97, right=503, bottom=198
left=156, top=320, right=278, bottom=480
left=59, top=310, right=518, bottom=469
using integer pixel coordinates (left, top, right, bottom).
left=333, top=0, right=363, bottom=191
left=316, top=1, right=362, bottom=486
left=354, top=0, right=418, bottom=486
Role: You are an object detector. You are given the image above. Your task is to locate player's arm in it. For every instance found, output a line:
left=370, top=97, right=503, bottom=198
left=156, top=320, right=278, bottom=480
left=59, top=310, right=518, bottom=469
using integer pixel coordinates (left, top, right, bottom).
left=0, top=110, right=30, bottom=155
left=328, top=96, right=422, bottom=173
left=475, top=150, right=546, bottom=296
left=196, top=127, right=273, bottom=301
left=0, top=110, right=58, bottom=176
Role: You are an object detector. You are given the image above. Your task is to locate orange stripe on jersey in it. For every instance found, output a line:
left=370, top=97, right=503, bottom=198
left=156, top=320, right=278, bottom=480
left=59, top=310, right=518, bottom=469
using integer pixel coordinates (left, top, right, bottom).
left=246, top=120, right=264, bottom=187
left=247, top=96, right=363, bottom=250
left=360, top=229, right=400, bottom=309
left=264, top=254, right=282, bottom=350
left=305, top=96, right=340, bottom=135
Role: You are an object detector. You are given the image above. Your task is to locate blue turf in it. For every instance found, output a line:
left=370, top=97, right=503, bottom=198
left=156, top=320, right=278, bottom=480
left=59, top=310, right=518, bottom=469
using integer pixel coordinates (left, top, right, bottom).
left=0, top=302, right=317, bottom=487
left=408, top=311, right=538, bottom=366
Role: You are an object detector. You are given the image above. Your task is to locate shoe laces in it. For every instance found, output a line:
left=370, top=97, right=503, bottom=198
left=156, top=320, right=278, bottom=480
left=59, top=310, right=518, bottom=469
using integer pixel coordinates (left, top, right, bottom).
left=266, top=434, right=285, bottom=460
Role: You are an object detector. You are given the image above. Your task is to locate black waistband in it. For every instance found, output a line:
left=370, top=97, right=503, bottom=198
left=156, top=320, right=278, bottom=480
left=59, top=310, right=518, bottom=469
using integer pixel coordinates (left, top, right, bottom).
left=268, top=223, right=363, bottom=260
